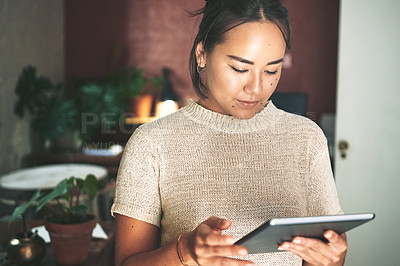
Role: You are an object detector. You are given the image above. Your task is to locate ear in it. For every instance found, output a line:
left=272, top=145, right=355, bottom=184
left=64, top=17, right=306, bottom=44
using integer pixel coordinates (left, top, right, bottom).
left=195, top=42, right=207, bottom=67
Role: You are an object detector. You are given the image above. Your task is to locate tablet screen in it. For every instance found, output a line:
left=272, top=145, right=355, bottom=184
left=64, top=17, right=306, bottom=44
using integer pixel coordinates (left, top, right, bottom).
left=235, top=213, right=375, bottom=254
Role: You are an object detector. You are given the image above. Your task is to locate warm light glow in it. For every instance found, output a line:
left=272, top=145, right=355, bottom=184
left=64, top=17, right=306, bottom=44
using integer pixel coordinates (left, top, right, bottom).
left=10, top=239, right=20, bottom=245
left=155, top=100, right=179, bottom=118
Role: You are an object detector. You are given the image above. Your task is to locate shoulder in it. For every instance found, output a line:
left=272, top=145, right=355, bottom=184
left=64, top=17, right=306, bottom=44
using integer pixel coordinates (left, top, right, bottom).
left=274, top=110, right=326, bottom=143
left=125, top=108, right=193, bottom=149
left=136, top=107, right=190, bottom=135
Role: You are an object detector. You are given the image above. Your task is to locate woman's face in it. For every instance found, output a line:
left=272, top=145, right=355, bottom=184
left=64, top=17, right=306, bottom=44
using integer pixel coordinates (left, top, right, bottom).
left=196, top=21, right=286, bottom=119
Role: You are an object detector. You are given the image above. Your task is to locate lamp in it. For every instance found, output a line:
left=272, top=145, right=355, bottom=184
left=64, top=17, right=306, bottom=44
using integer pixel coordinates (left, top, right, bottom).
left=155, top=68, right=179, bottom=117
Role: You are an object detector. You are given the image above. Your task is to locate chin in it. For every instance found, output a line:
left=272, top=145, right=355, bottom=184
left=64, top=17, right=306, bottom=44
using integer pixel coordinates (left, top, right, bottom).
left=232, top=112, right=257, bottom=120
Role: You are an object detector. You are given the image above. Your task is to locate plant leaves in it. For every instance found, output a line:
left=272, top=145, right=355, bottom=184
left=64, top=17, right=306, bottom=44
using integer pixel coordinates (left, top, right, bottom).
left=14, top=65, right=56, bottom=118
left=36, top=179, right=73, bottom=211
left=69, top=205, right=87, bottom=217
left=8, top=190, right=41, bottom=226
left=82, top=174, right=98, bottom=200
left=61, top=177, right=75, bottom=201
left=75, top=178, right=84, bottom=190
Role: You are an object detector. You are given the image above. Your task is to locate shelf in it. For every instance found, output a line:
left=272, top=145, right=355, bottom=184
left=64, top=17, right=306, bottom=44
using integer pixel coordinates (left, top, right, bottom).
left=125, top=116, right=157, bottom=125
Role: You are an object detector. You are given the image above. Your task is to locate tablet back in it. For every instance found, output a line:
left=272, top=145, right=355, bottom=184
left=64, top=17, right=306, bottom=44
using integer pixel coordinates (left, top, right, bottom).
left=235, top=213, right=375, bottom=254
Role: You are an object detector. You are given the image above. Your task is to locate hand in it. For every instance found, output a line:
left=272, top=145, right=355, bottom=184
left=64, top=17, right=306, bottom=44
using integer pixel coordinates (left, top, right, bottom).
left=180, top=216, right=254, bottom=266
left=278, top=231, right=348, bottom=266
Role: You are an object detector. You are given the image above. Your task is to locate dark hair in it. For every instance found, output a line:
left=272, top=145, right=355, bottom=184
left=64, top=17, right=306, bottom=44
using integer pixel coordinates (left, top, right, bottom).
left=189, top=0, right=291, bottom=99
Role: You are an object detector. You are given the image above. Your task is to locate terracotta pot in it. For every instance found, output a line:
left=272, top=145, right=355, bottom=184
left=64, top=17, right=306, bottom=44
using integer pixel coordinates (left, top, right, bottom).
left=130, top=94, right=153, bottom=118
left=45, top=215, right=96, bottom=265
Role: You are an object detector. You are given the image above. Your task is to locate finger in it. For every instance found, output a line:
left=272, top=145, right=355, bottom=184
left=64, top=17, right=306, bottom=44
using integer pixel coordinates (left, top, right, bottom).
left=293, top=236, right=339, bottom=257
left=324, top=230, right=348, bottom=253
left=196, top=230, right=236, bottom=246
left=278, top=240, right=330, bottom=265
left=202, top=216, right=232, bottom=231
left=195, top=220, right=234, bottom=244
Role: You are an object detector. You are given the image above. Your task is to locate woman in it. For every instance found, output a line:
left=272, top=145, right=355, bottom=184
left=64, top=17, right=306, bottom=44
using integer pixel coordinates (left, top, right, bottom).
left=111, top=0, right=348, bottom=265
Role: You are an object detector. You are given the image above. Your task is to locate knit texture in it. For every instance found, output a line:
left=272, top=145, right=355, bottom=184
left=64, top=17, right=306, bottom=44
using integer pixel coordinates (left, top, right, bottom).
left=111, top=100, right=342, bottom=265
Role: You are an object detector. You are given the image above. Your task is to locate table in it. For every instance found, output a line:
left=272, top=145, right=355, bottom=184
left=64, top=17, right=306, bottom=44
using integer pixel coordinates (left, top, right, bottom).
left=0, top=164, right=109, bottom=221
left=0, top=164, right=107, bottom=191
left=1, top=220, right=115, bottom=266
left=24, top=152, right=122, bottom=179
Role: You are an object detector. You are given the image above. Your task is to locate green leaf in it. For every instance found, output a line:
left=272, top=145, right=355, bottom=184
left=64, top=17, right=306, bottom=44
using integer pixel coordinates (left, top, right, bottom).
left=61, top=177, right=75, bottom=201
left=8, top=190, right=41, bottom=226
left=36, top=179, right=73, bottom=211
left=69, top=205, right=87, bottom=217
left=14, top=65, right=56, bottom=119
left=82, top=174, right=98, bottom=200
left=75, top=178, right=84, bottom=190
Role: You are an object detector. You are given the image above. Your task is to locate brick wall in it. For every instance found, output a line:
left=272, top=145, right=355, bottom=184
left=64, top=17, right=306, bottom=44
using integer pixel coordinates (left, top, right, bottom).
left=65, top=0, right=339, bottom=118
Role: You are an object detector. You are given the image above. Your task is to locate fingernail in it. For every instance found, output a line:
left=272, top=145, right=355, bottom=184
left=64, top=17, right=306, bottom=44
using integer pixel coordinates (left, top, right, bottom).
left=226, top=237, right=235, bottom=244
left=325, top=232, right=333, bottom=238
left=293, top=238, right=301, bottom=244
left=238, top=248, right=248, bottom=255
left=278, top=243, right=290, bottom=250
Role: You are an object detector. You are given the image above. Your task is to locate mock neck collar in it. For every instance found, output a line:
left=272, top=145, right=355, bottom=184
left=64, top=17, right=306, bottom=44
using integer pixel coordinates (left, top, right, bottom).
left=180, top=99, right=282, bottom=133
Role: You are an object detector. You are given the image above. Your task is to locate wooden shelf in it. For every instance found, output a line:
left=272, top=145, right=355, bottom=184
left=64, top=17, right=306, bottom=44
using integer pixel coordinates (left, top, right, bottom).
left=125, top=116, right=157, bottom=125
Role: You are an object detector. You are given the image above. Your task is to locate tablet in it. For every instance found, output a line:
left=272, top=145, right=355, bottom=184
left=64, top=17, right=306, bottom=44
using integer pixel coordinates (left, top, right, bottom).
left=235, top=213, right=375, bottom=254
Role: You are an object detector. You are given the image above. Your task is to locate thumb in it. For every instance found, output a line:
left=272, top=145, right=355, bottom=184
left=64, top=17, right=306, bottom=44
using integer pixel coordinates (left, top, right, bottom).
left=204, top=216, right=232, bottom=231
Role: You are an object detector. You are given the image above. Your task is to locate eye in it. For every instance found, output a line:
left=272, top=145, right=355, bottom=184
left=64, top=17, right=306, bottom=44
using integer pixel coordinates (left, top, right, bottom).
left=265, top=70, right=278, bottom=75
left=230, top=66, right=248, bottom=74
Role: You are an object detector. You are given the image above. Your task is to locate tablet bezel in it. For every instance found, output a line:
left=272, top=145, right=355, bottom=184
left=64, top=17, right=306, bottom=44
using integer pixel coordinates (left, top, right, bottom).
left=235, top=213, right=375, bottom=254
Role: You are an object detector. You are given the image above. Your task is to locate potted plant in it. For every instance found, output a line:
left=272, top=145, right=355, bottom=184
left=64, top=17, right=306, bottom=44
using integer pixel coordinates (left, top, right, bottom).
left=14, top=65, right=128, bottom=148
left=113, top=67, right=162, bottom=118
left=14, top=65, right=80, bottom=151
left=117, top=67, right=151, bottom=118
left=73, top=77, right=127, bottom=143
left=8, top=174, right=98, bottom=265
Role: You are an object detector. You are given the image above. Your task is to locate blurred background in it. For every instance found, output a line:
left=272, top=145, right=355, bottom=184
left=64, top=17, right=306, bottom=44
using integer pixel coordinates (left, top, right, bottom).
left=0, top=0, right=340, bottom=175
left=0, top=0, right=399, bottom=265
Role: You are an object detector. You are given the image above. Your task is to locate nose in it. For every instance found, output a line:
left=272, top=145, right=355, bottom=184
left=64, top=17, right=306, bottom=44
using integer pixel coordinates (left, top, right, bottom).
left=244, top=72, right=262, bottom=95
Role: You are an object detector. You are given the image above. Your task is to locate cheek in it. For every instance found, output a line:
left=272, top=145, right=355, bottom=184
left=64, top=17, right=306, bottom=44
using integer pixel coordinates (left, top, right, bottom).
left=209, top=71, right=243, bottom=95
left=223, top=74, right=244, bottom=92
left=267, top=75, right=281, bottom=90
left=263, top=74, right=282, bottom=101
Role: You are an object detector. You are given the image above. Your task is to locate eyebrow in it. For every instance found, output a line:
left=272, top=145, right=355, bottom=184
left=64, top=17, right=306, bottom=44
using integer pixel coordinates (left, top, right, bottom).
left=267, top=58, right=284, bottom=65
left=227, top=55, right=284, bottom=66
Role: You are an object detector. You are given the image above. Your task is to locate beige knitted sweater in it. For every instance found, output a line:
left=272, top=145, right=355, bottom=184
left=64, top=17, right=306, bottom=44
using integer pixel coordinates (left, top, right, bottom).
left=111, top=100, right=342, bottom=265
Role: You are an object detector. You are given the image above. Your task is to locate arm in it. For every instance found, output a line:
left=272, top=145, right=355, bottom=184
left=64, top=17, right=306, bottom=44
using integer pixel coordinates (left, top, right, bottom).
left=115, top=214, right=254, bottom=266
left=115, top=213, right=182, bottom=265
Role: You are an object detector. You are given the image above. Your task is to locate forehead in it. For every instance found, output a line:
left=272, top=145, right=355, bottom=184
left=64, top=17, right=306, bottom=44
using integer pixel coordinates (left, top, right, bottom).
left=213, top=21, right=286, bottom=61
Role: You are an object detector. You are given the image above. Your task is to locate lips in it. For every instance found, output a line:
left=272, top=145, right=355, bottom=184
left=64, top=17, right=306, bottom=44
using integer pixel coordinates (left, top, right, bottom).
left=236, top=100, right=259, bottom=109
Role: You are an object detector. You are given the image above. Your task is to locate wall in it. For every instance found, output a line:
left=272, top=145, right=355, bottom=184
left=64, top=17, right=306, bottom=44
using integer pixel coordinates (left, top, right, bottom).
left=64, top=0, right=202, bottom=105
left=281, top=0, right=339, bottom=120
left=0, top=0, right=64, bottom=175
left=65, top=0, right=339, bottom=119
left=64, top=0, right=128, bottom=81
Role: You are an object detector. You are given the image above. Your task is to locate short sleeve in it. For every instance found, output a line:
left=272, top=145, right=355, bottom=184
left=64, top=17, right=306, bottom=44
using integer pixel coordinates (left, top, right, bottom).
left=306, top=127, right=343, bottom=216
left=110, top=127, right=161, bottom=227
